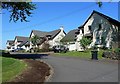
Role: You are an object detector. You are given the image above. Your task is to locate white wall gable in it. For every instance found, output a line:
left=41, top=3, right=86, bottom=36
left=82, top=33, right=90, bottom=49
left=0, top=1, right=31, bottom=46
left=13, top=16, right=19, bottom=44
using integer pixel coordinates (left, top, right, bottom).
left=84, top=13, right=118, bottom=48
left=84, top=16, right=94, bottom=35
left=29, top=32, right=35, bottom=48
left=14, top=38, right=18, bottom=49
left=14, top=37, right=22, bottom=49
left=49, top=29, right=66, bottom=47
left=30, top=31, right=35, bottom=38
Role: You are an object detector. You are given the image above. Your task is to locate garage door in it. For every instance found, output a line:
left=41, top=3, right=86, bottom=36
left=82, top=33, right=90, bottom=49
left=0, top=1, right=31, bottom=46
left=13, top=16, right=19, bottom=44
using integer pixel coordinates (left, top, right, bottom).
left=68, top=44, right=76, bottom=51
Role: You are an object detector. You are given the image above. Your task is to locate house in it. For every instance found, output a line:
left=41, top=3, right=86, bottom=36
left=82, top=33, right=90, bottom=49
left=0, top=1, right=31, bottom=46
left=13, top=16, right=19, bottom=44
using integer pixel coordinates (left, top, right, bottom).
left=61, top=29, right=84, bottom=51
left=61, top=10, right=119, bottom=51
left=6, top=40, right=14, bottom=51
left=29, top=27, right=66, bottom=49
left=17, top=40, right=30, bottom=51
left=78, top=10, right=120, bottom=49
left=14, top=36, right=30, bottom=51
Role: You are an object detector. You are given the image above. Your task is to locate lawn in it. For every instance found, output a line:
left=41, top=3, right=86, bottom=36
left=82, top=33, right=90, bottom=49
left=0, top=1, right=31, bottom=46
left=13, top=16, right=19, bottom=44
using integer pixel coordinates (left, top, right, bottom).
left=2, top=57, right=27, bottom=82
left=53, top=50, right=104, bottom=59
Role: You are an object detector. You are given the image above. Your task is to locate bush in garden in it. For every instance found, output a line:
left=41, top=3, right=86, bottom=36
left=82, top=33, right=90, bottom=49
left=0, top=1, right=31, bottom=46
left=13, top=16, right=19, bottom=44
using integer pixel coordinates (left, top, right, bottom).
left=80, top=37, right=92, bottom=50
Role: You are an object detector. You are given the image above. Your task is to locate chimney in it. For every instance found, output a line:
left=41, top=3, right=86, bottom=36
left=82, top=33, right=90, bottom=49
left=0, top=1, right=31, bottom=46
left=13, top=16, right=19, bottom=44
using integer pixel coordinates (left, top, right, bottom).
left=60, top=26, right=64, bottom=31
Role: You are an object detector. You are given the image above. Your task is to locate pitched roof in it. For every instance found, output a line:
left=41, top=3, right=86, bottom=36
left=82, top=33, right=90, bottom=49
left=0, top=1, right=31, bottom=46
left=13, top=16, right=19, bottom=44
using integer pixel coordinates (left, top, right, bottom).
left=18, top=40, right=30, bottom=47
left=15, top=36, right=29, bottom=42
left=7, top=40, right=14, bottom=45
left=32, top=30, right=49, bottom=37
left=14, top=36, right=29, bottom=47
left=31, top=29, right=61, bottom=40
left=25, top=41, right=30, bottom=46
left=61, top=29, right=79, bottom=42
left=78, top=10, right=120, bottom=28
left=48, top=29, right=61, bottom=39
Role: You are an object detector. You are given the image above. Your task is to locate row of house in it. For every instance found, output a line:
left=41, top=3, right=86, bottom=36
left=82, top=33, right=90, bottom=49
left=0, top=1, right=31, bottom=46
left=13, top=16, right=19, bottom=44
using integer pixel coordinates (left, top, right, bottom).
left=6, top=27, right=66, bottom=51
left=6, top=10, right=120, bottom=52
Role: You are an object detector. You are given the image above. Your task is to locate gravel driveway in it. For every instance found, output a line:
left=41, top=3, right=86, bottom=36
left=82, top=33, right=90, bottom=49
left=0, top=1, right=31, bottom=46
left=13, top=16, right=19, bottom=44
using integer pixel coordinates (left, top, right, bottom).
left=41, top=55, right=118, bottom=82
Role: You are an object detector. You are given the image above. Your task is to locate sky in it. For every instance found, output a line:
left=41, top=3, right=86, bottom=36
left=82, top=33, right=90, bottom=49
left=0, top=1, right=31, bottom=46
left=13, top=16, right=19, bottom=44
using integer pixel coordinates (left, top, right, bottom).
left=1, top=2, right=119, bottom=49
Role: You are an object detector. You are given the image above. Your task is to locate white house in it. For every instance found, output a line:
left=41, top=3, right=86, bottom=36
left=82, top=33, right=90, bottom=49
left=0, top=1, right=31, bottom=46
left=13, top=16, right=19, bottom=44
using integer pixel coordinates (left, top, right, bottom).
left=7, top=10, right=119, bottom=52
left=48, top=27, right=66, bottom=48
left=61, top=29, right=84, bottom=51
left=61, top=10, right=119, bottom=51
left=29, top=26, right=66, bottom=49
left=18, top=40, right=30, bottom=51
left=6, top=40, right=14, bottom=51
left=14, top=36, right=30, bottom=51
left=78, top=10, right=120, bottom=49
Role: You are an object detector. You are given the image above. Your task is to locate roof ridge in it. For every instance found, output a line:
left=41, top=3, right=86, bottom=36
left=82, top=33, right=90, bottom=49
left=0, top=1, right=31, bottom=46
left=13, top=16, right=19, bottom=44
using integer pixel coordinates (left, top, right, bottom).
left=32, top=28, right=61, bottom=34
left=93, top=10, right=120, bottom=23
left=16, top=36, right=29, bottom=38
left=32, top=30, right=48, bottom=33
left=79, top=10, right=120, bottom=28
left=69, top=29, right=78, bottom=32
left=48, top=29, right=60, bottom=33
left=7, top=40, right=14, bottom=41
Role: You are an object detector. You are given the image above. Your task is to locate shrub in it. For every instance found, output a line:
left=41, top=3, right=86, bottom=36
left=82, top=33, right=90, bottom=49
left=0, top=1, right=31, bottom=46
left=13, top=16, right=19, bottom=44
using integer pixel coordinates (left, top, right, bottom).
left=114, top=48, right=120, bottom=53
left=80, top=37, right=92, bottom=50
left=37, top=49, right=51, bottom=52
left=102, top=51, right=120, bottom=60
left=2, top=52, right=10, bottom=57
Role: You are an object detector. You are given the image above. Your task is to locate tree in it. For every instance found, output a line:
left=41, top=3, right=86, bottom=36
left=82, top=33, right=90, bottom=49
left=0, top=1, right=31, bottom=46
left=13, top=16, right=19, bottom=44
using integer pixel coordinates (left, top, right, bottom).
left=96, top=0, right=113, bottom=7
left=1, top=2, right=36, bottom=22
left=96, top=1, right=102, bottom=7
left=30, top=35, right=40, bottom=53
left=1, top=1, right=111, bottom=22
left=80, top=37, right=92, bottom=50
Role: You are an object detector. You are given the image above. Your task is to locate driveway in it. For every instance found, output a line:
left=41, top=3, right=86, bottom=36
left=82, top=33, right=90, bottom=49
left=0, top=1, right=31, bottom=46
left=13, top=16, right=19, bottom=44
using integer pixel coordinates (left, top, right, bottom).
left=40, top=55, right=118, bottom=82
left=10, top=52, right=118, bottom=82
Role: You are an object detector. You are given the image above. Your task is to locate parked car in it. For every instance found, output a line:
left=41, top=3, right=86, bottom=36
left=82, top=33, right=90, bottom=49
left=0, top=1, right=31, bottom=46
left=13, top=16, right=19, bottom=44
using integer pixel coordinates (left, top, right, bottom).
left=8, top=48, right=15, bottom=52
left=14, top=48, right=24, bottom=52
left=52, top=45, right=68, bottom=53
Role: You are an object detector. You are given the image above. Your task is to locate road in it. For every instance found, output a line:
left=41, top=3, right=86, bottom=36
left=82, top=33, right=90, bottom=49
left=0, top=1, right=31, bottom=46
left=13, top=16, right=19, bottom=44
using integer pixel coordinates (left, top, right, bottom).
left=10, top=52, right=118, bottom=82
left=41, top=55, right=118, bottom=82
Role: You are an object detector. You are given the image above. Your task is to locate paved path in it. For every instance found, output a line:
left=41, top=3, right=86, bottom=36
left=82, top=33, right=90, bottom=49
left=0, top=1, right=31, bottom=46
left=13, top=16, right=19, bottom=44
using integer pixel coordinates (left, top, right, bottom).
left=40, top=55, right=118, bottom=82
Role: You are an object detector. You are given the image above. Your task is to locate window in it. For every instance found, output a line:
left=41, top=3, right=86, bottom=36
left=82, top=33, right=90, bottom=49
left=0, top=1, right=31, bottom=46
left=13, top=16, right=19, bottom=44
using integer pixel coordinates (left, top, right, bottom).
left=96, top=37, right=100, bottom=45
left=88, top=26, right=91, bottom=31
left=101, top=37, right=105, bottom=44
left=7, top=47, right=10, bottom=49
left=98, top=24, right=102, bottom=31
left=82, top=29, right=84, bottom=34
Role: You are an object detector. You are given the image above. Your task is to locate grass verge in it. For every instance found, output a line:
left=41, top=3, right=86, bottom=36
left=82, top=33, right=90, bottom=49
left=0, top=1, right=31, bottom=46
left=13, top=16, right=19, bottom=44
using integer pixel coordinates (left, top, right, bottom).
left=2, top=57, right=27, bottom=82
left=53, top=50, right=104, bottom=59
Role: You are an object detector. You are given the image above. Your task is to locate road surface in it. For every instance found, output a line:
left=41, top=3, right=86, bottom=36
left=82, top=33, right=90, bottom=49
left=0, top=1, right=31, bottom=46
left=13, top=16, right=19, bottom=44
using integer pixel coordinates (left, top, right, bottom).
left=41, top=55, right=118, bottom=82
left=10, top=52, right=118, bottom=82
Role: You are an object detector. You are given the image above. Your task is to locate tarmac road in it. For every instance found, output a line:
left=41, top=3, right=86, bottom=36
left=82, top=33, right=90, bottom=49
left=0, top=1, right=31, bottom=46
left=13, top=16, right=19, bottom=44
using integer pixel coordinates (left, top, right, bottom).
left=10, top=52, right=118, bottom=82
left=41, top=55, right=118, bottom=82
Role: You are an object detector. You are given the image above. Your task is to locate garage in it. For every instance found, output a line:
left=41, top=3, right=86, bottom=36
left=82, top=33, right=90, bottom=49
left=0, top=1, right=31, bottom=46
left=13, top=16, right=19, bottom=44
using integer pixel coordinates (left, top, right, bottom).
left=68, top=43, right=76, bottom=51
